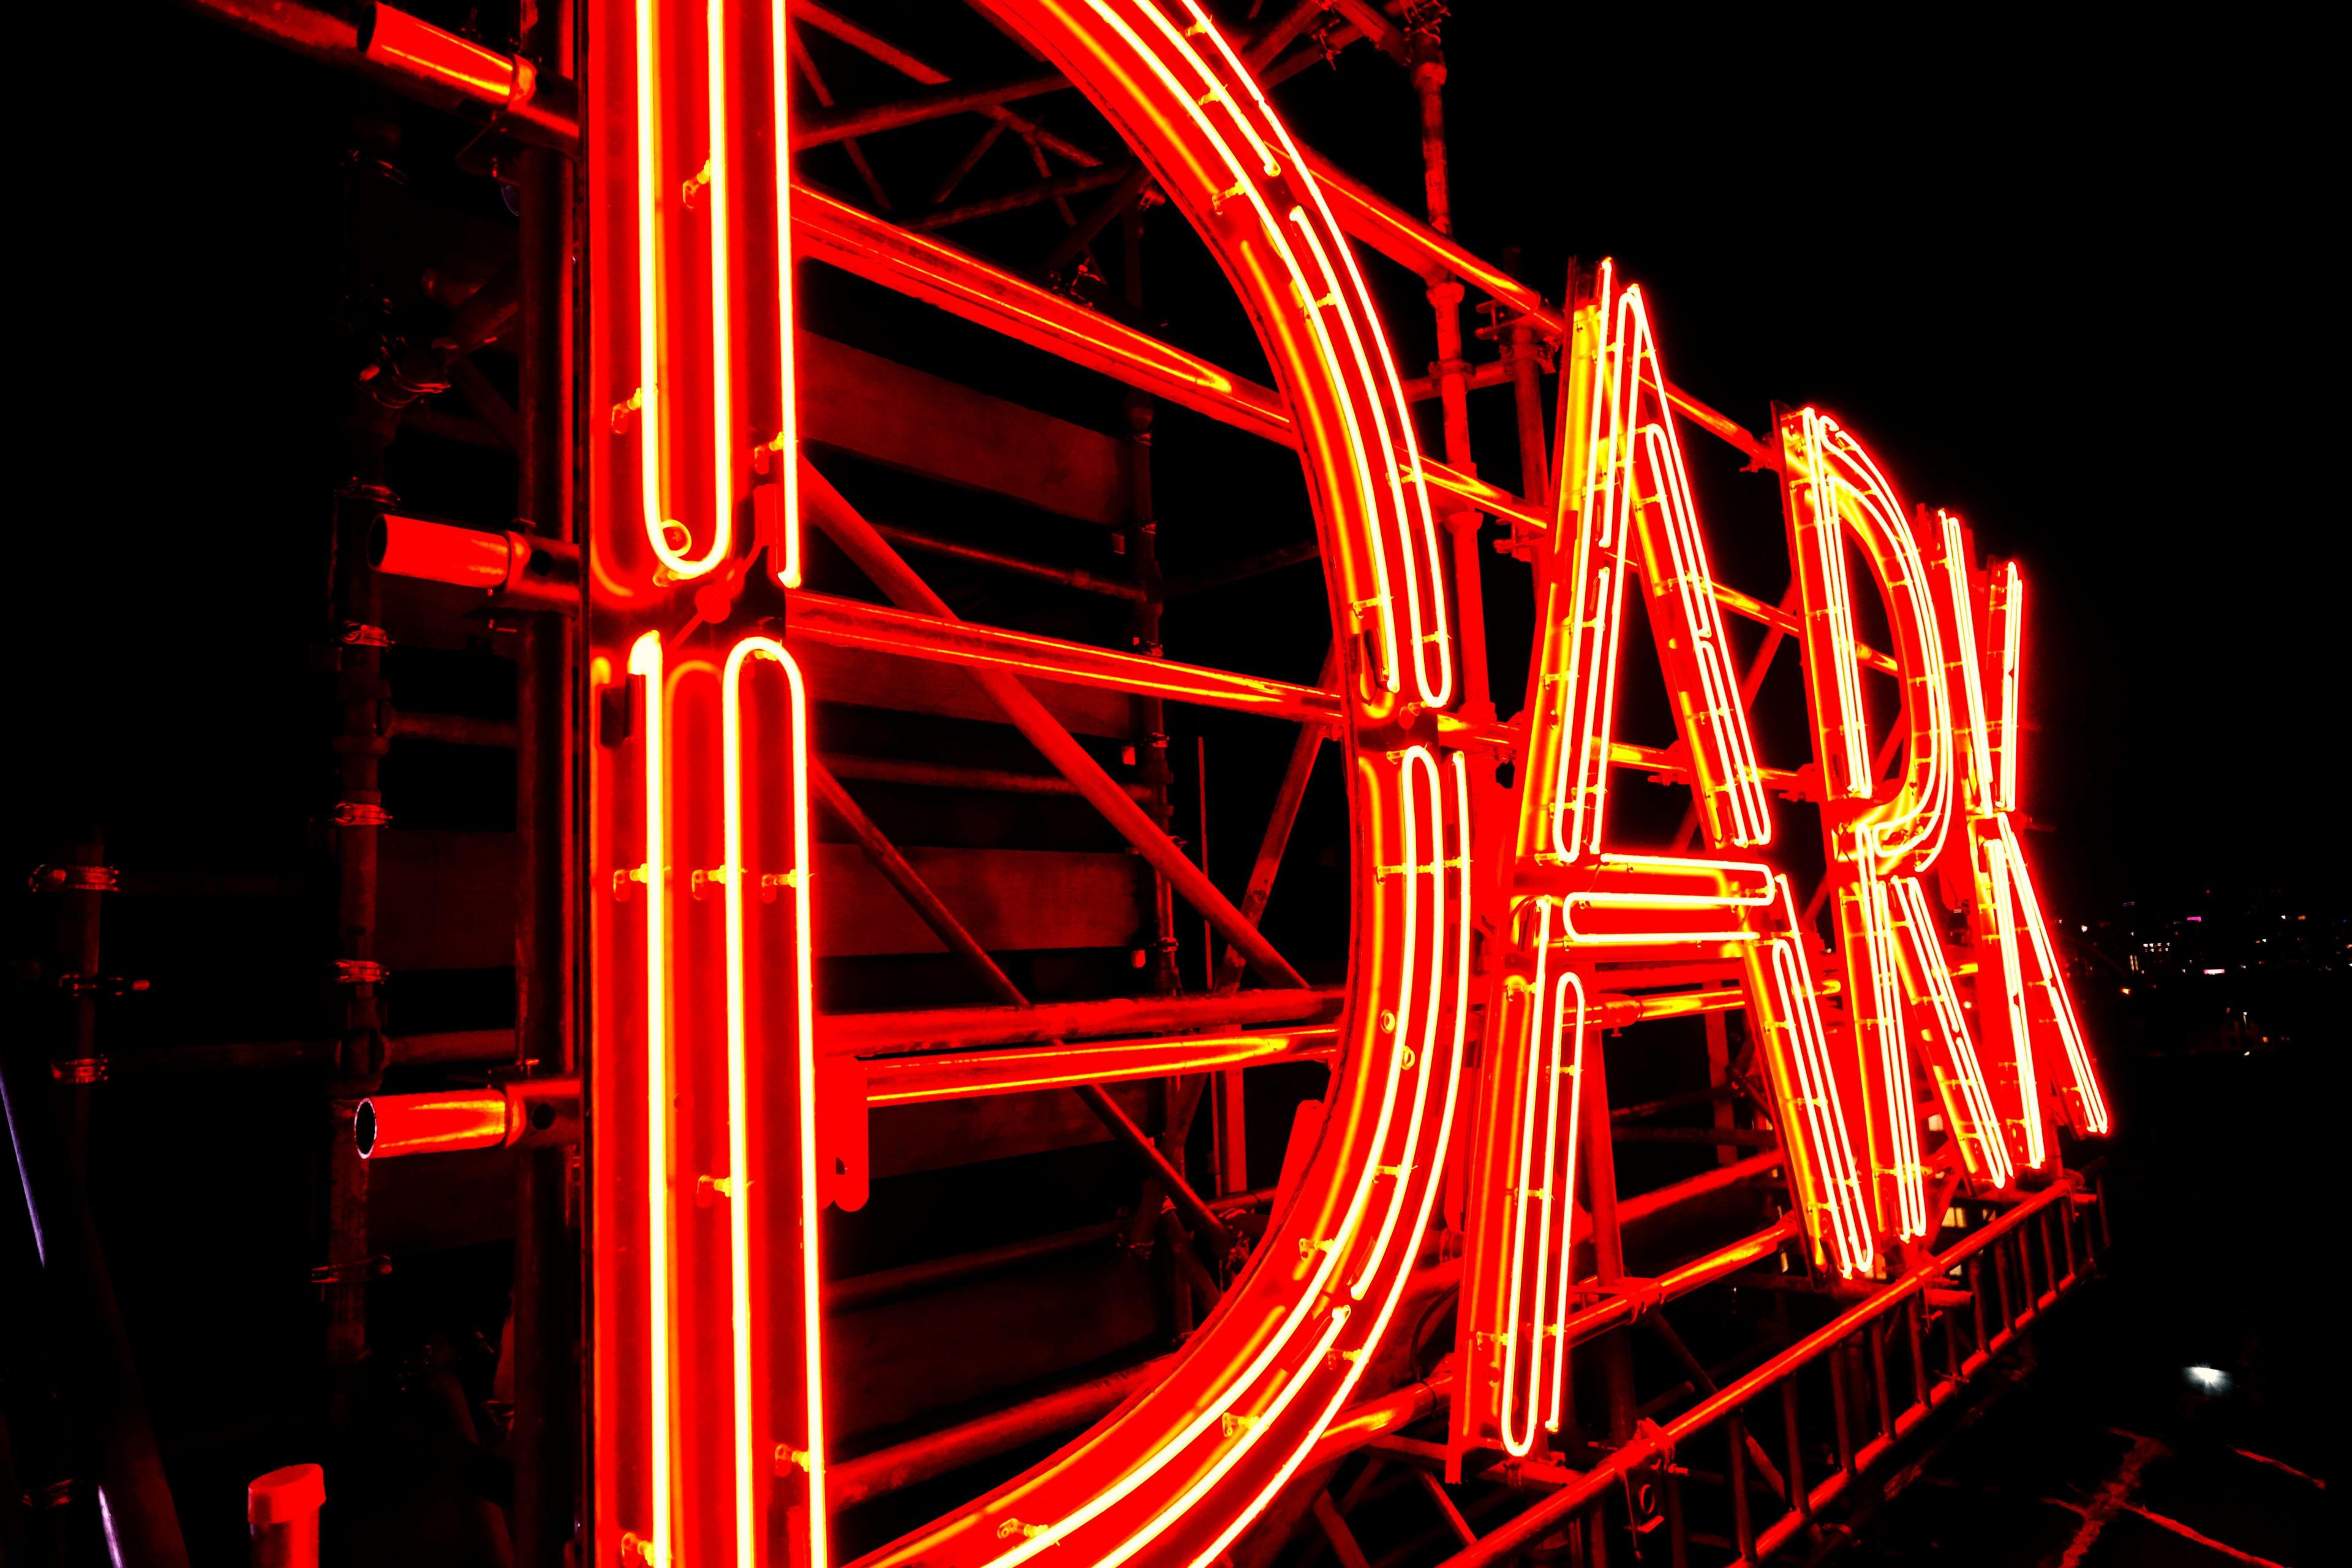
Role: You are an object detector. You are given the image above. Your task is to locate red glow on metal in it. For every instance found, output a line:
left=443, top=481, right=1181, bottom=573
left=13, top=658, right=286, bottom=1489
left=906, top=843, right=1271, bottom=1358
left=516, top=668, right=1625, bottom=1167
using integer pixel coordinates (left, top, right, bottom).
left=580, top=1, right=2112, bottom=1561
left=373, top=512, right=514, bottom=589
left=362, top=4, right=518, bottom=104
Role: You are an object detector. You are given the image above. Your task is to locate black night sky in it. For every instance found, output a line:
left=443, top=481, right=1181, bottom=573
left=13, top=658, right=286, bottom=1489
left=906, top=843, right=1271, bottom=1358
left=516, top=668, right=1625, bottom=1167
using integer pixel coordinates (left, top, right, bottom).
left=1284, top=7, right=2344, bottom=918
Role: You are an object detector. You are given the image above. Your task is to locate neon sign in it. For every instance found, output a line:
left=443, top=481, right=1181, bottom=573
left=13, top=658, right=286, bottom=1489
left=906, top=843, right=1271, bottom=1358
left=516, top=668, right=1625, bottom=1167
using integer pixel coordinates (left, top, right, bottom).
left=582, top=1, right=2109, bottom=1562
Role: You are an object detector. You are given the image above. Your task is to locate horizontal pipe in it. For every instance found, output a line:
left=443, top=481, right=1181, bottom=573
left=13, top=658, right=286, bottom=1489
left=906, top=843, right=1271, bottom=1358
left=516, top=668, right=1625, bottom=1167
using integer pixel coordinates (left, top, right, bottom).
left=863, top=1027, right=1339, bottom=1106
left=356, top=1089, right=505, bottom=1159
left=821, top=752, right=1151, bottom=801
left=872, top=524, right=1147, bottom=600
left=371, top=514, right=579, bottom=612
left=356, top=1077, right=579, bottom=1159
left=793, top=590, right=1337, bottom=725
left=59, top=1030, right=515, bottom=1080
left=833, top=979, right=1717, bottom=1076
left=1432, top=1183, right=2080, bottom=1568
left=361, top=2, right=514, bottom=102
left=823, top=987, right=1344, bottom=1055
left=1616, top=1150, right=1787, bottom=1227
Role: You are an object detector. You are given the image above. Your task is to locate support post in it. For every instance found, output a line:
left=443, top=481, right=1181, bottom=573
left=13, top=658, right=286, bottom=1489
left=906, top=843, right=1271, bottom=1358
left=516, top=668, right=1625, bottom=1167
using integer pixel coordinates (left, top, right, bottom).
left=507, top=0, right=579, bottom=1555
left=1412, top=39, right=1491, bottom=718
left=0, top=832, right=192, bottom=1568
left=1576, top=1027, right=1637, bottom=1441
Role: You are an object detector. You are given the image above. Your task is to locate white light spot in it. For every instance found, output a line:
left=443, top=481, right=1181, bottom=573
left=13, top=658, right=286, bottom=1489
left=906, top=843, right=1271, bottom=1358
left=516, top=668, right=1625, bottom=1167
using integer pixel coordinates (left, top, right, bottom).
left=2185, top=1365, right=2232, bottom=1393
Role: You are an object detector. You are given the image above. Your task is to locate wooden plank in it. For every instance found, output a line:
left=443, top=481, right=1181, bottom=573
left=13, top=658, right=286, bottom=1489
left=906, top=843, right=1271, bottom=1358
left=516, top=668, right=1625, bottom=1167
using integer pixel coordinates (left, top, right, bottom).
left=815, top=843, right=1140, bottom=958
left=379, top=829, right=513, bottom=971
left=798, top=332, right=1129, bottom=526
left=798, top=635, right=1133, bottom=738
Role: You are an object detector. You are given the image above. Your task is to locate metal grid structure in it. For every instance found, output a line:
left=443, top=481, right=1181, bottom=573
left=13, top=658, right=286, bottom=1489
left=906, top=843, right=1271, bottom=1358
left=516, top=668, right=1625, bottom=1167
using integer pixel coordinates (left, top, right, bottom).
left=9, top=4, right=2115, bottom=1566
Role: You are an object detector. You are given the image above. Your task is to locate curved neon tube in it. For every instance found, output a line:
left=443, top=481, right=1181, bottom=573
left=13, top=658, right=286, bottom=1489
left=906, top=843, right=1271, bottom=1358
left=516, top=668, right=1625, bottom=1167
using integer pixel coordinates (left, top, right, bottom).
left=720, top=638, right=826, bottom=1568
left=631, top=0, right=731, bottom=581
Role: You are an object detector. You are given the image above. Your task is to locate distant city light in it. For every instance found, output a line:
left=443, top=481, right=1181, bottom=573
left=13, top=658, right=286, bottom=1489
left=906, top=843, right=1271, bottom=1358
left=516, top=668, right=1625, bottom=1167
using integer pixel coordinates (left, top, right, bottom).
left=2203, top=967, right=2226, bottom=976
left=2185, top=1365, right=2233, bottom=1393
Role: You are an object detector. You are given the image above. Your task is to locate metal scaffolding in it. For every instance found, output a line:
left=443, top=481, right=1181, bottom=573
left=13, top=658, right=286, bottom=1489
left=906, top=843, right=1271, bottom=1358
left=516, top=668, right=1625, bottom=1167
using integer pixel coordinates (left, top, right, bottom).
left=7, top=6, right=2117, bottom=1567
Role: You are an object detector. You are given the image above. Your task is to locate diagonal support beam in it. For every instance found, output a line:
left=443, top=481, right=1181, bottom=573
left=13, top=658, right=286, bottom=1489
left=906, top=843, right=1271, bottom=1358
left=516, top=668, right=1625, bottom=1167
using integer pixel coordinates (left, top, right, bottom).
left=1215, top=644, right=1340, bottom=992
left=802, top=462, right=1310, bottom=990
left=810, top=758, right=1237, bottom=1257
left=797, top=2, right=1102, bottom=168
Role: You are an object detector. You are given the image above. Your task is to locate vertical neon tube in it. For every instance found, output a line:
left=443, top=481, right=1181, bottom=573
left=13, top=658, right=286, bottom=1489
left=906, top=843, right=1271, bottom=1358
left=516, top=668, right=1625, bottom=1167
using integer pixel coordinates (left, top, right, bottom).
left=627, top=630, right=674, bottom=1567
left=1541, top=968, right=1588, bottom=1433
left=705, top=0, right=737, bottom=578
left=1991, top=563, right=2023, bottom=814
left=769, top=0, right=802, bottom=587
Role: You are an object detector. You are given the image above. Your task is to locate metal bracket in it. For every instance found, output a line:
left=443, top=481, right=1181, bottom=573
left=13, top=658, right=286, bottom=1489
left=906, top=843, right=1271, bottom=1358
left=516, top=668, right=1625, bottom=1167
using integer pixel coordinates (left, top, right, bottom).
left=334, top=959, right=391, bottom=986
left=331, top=801, right=395, bottom=827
